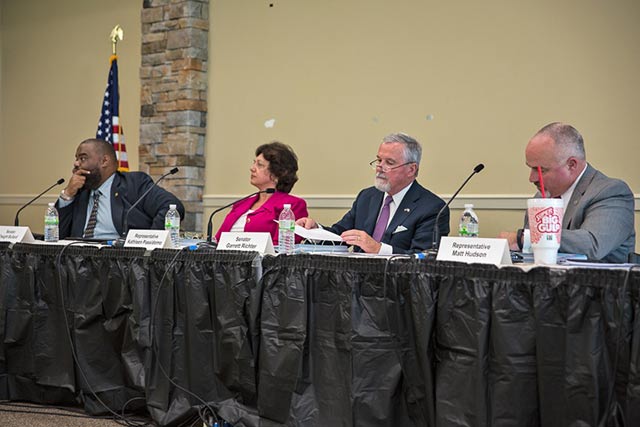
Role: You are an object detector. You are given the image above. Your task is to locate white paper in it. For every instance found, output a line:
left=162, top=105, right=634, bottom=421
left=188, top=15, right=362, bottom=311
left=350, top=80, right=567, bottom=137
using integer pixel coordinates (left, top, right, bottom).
left=294, top=225, right=343, bottom=242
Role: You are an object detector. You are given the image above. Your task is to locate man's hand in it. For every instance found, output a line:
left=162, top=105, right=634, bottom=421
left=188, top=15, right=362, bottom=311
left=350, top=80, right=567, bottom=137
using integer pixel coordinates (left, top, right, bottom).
left=498, top=231, right=519, bottom=251
left=296, top=217, right=318, bottom=229
left=64, top=168, right=89, bottom=198
left=341, top=230, right=381, bottom=254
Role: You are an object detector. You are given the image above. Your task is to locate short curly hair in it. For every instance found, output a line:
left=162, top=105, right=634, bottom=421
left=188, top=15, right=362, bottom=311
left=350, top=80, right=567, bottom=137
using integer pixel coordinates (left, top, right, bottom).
left=256, top=141, right=299, bottom=193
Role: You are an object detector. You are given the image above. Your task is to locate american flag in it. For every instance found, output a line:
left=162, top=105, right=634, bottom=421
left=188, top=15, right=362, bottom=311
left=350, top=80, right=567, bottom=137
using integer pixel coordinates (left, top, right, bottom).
left=96, top=55, right=129, bottom=171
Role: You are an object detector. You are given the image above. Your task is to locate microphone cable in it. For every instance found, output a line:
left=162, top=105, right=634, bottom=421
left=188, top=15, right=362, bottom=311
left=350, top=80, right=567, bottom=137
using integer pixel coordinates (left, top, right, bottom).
left=381, top=254, right=430, bottom=424
left=148, top=245, right=221, bottom=427
left=54, top=241, right=152, bottom=427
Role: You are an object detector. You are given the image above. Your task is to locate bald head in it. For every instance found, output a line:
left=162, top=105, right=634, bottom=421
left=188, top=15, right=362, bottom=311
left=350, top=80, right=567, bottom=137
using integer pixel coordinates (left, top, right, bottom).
left=73, top=138, right=118, bottom=189
left=525, top=122, right=587, bottom=197
left=80, top=138, right=117, bottom=164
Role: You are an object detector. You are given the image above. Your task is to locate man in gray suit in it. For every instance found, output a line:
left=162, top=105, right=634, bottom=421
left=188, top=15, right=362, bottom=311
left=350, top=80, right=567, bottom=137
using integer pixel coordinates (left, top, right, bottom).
left=500, top=122, right=635, bottom=262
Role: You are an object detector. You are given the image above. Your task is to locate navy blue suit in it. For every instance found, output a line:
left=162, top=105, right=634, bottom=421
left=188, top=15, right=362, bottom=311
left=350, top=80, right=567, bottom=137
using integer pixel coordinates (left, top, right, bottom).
left=327, top=181, right=449, bottom=254
left=56, top=171, right=185, bottom=239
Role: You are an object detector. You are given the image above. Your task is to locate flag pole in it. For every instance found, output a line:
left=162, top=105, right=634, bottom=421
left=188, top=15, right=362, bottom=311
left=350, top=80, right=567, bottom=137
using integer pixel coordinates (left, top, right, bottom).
left=110, top=25, right=123, bottom=56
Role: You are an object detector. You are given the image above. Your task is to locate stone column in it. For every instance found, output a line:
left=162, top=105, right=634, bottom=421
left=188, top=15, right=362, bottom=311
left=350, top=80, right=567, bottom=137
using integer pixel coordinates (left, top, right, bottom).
left=140, top=0, right=208, bottom=232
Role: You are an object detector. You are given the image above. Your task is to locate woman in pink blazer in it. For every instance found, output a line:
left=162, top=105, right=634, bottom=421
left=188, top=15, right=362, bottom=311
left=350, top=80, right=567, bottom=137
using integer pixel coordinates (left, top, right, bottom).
left=214, top=141, right=308, bottom=246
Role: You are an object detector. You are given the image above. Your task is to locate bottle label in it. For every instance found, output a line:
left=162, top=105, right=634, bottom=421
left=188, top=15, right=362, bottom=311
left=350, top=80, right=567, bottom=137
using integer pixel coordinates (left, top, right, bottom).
left=165, top=218, right=180, bottom=229
left=279, top=219, right=295, bottom=231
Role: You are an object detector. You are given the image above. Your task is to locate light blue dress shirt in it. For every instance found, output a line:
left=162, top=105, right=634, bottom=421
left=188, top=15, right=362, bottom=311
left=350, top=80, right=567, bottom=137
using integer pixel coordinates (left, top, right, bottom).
left=58, top=174, right=119, bottom=239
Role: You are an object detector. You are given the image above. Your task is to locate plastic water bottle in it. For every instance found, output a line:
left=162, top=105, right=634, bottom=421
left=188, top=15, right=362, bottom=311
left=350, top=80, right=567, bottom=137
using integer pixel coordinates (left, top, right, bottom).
left=44, top=202, right=59, bottom=242
left=278, top=204, right=295, bottom=254
left=458, top=203, right=479, bottom=237
left=165, top=204, right=180, bottom=248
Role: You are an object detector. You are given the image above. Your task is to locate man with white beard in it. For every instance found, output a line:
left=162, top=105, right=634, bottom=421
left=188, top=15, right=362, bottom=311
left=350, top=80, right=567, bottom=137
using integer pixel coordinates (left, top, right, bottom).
left=296, top=133, right=449, bottom=254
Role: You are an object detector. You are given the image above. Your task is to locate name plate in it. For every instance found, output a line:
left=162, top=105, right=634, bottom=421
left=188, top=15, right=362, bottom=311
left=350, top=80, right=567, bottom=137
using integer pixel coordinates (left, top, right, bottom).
left=217, top=232, right=275, bottom=255
left=437, top=237, right=512, bottom=265
left=0, top=226, right=36, bottom=243
left=124, top=229, right=170, bottom=249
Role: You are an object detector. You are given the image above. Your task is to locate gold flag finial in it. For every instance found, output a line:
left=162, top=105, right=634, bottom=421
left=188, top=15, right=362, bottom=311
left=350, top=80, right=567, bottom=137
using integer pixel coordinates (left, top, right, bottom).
left=110, top=25, right=124, bottom=55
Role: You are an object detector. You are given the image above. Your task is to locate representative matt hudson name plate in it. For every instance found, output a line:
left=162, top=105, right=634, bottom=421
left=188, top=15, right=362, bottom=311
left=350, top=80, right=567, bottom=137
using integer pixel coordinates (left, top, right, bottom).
left=437, top=237, right=512, bottom=265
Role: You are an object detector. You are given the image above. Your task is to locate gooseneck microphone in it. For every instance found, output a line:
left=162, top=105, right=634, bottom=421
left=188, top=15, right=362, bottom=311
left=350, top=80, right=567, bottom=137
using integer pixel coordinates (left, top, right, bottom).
left=14, top=178, right=65, bottom=226
left=206, top=188, right=276, bottom=243
left=121, top=167, right=179, bottom=237
left=430, top=163, right=485, bottom=251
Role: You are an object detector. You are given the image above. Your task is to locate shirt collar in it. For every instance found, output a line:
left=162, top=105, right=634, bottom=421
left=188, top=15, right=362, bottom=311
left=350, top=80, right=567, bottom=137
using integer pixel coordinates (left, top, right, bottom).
left=92, top=173, right=115, bottom=197
left=559, top=164, right=587, bottom=208
left=386, top=181, right=413, bottom=206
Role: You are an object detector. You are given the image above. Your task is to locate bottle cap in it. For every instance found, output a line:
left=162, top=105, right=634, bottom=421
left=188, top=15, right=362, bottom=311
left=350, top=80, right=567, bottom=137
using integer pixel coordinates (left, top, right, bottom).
left=48, top=202, right=55, bottom=207
left=284, top=204, right=291, bottom=209
left=169, top=204, right=176, bottom=209
left=464, top=203, right=474, bottom=208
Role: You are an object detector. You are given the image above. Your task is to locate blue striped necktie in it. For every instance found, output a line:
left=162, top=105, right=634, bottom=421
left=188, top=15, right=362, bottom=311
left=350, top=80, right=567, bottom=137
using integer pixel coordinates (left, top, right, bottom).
left=83, top=191, right=101, bottom=238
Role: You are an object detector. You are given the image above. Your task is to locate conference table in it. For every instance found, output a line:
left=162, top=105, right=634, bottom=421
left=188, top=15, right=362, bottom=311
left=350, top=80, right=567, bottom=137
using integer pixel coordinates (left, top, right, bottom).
left=0, top=241, right=638, bottom=426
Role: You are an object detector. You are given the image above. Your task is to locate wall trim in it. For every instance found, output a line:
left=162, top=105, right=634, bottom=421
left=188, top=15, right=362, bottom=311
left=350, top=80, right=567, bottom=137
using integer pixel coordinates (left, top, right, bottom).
left=3, top=194, right=640, bottom=212
left=201, top=193, right=640, bottom=211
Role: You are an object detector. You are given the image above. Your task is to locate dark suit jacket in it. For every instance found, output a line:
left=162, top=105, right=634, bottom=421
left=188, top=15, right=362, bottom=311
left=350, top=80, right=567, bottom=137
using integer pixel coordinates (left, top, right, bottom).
left=56, top=171, right=185, bottom=239
left=525, top=164, right=635, bottom=262
left=327, top=181, right=449, bottom=254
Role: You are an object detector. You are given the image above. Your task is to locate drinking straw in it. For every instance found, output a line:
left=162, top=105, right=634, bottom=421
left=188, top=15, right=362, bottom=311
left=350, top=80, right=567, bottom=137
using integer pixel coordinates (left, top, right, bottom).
left=537, top=166, right=546, bottom=198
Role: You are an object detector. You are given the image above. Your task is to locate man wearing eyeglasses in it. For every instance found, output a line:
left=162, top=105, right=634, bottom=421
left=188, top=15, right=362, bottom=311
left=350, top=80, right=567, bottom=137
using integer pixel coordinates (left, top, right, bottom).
left=296, top=133, right=449, bottom=254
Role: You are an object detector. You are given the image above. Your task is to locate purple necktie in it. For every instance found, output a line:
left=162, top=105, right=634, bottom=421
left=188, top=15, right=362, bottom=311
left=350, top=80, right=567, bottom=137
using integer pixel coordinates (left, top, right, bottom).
left=372, top=195, right=393, bottom=242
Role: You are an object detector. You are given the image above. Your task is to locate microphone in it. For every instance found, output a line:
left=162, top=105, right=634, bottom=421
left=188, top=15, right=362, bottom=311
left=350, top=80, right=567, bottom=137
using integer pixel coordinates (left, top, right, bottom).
left=121, top=167, right=179, bottom=237
left=14, top=178, right=65, bottom=226
left=206, top=188, right=276, bottom=243
left=430, top=163, right=485, bottom=252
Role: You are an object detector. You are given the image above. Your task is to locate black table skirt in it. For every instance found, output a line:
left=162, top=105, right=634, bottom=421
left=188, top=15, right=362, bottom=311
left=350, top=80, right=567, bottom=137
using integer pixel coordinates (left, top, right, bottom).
left=1, top=243, right=638, bottom=426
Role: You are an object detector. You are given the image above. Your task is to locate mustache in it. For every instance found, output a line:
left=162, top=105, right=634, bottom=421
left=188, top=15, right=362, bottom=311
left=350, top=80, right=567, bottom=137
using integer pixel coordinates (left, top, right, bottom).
left=376, top=173, right=387, bottom=179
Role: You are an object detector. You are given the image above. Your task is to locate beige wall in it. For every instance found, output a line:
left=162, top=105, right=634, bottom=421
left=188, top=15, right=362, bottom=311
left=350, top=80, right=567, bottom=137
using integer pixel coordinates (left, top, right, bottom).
left=0, top=0, right=141, bottom=231
left=1, top=0, right=638, bottom=245
left=206, top=0, right=639, bottom=241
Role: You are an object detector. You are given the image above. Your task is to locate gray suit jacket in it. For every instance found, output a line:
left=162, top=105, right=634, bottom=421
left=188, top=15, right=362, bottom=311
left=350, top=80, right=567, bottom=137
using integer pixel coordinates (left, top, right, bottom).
left=525, top=164, right=635, bottom=263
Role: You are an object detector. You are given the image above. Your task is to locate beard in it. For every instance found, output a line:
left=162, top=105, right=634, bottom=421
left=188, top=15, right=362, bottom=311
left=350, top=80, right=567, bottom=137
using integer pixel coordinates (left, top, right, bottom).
left=374, top=174, right=391, bottom=193
left=82, top=168, right=102, bottom=190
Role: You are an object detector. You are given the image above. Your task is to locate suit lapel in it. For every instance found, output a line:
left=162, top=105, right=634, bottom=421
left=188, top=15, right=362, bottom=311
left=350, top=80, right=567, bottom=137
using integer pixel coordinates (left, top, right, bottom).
left=563, top=164, right=595, bottom=228
left=111, top=173, right=125, bottom=235
left=70, top=189, right=91, bottom=237
left=384, top=182, right=418, bottom=239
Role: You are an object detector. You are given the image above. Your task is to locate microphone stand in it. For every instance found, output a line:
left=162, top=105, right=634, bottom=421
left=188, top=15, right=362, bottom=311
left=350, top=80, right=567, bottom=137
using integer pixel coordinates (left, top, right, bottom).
left=14, top=178, right=65, bottom=226
left=121, top=167, right=179, bottom=238
left=428, top=163, right=485, bottom=256
left=206, top=188, right=276, bottom=243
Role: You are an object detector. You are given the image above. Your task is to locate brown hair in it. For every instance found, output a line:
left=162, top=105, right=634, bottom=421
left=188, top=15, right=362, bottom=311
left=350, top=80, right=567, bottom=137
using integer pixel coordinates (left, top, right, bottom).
left=255, top=141, right=299, bottom=193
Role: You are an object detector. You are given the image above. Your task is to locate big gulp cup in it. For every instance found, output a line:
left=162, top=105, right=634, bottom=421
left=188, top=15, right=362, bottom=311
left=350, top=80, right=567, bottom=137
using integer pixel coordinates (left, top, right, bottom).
left=527, top=198, right=564, bottom=264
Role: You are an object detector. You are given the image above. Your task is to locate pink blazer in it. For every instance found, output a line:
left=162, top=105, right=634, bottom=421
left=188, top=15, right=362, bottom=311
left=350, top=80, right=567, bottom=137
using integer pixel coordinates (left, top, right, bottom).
left=214, top=191, right=309, bottom=246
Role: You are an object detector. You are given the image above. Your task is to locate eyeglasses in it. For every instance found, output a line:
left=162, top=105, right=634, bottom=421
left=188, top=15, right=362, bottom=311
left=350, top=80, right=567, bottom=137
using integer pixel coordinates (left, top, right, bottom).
left=251, top=159, right=269, bottom=170
left=369, top=159, right=415, bottom=173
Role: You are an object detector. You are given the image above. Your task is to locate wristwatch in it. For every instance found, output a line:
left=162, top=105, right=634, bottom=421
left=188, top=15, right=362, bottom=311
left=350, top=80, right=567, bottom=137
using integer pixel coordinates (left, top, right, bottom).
left=59, top=189, right=74, bottom=201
